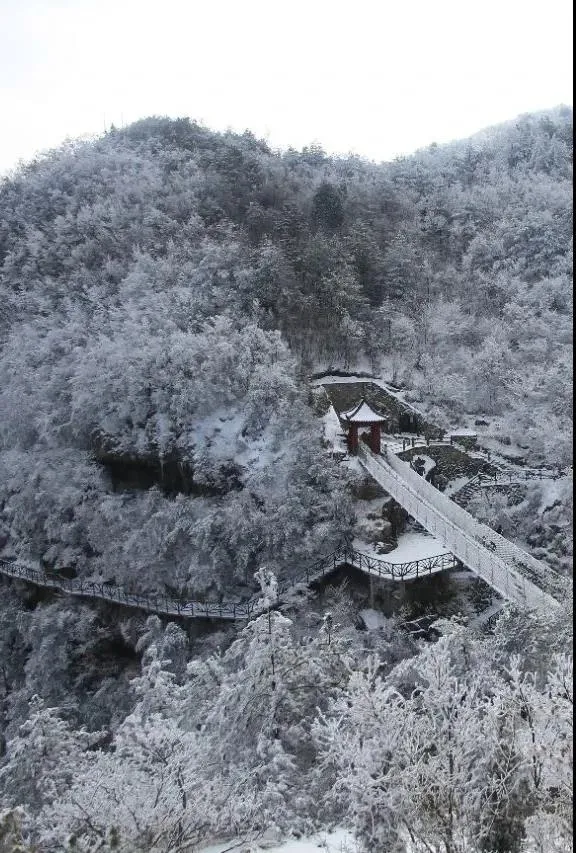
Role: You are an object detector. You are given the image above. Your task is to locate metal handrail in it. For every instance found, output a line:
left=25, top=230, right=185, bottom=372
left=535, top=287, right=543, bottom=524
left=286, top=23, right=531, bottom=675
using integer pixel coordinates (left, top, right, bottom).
left=0, top=542, right=458, bottom=622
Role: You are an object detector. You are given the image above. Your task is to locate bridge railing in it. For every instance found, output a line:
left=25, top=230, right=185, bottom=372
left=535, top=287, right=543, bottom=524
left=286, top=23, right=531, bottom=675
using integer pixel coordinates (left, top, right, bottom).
left=475, top=471, right=557, bottom=486
left=358, top=445, right=561, bottom=613
left=344, top=549, right=457, bottom=580
left=0, top=559, right=261, bottom=621
left=0, top=539, right=460, bottom=622
left=387, top=453, right=567, bottom=601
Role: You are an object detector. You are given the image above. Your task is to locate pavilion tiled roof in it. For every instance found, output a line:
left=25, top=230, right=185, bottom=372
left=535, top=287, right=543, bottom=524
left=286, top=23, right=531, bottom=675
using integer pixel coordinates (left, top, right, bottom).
left=340, top=399, right=387, bottom=423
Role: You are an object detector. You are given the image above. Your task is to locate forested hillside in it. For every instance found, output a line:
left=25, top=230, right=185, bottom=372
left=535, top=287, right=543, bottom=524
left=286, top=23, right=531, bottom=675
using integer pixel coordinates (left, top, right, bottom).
left=0, top=109, right=572, bottom=852
left=0, top=107, right=572, bottom=592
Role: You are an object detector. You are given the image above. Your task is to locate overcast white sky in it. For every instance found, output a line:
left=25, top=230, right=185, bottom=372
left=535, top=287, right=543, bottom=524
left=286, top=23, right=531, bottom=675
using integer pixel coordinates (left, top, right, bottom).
left=0, top=0, right=573, bottom=173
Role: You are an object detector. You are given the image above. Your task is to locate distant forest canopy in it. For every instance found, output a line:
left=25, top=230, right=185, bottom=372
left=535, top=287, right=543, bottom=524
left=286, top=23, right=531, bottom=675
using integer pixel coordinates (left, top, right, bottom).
left=0, top=107, right=572, bottom=591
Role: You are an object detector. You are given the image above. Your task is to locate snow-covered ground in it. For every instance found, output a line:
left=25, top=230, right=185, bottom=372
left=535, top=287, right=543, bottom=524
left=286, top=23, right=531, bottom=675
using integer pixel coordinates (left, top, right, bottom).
left=360, top=607, right=392, bottom=630
left=533, top=474, right=573, bottom=512
left=191, top=410, right=285, bottom=471
left=443, top=475, right=472, bottom=497
left=199, top=829, right=358, bottom=852
left=385, top=530, right=448, bottom=561
left=354, top=530, right=450, bottom=563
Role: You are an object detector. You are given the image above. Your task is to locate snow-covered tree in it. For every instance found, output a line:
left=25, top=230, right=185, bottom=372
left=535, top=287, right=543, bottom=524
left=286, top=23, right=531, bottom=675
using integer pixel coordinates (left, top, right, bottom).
left=315, top=624, right=573, bottom=853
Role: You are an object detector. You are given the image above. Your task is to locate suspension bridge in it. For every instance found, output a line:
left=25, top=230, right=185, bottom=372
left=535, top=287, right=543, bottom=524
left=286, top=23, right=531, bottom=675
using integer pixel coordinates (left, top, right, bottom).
left=358, top=444, right=564, bottom=612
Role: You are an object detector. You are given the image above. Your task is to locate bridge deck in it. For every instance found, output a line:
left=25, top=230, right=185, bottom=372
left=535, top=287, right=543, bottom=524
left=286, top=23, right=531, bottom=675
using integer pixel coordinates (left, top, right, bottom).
left=358, top=445, right=563, bottom=612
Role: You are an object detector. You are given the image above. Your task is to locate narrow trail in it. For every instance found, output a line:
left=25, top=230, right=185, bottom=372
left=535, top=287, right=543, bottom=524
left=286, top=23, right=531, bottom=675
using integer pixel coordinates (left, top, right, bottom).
left=0, top=545, right=457, bottom=621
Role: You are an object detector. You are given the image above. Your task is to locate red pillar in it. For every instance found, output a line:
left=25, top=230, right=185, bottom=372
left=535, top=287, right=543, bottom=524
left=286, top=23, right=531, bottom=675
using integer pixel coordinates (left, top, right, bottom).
left=348, top=424, right=359, bottom=455
left=370, top=423, right=381, bottom=455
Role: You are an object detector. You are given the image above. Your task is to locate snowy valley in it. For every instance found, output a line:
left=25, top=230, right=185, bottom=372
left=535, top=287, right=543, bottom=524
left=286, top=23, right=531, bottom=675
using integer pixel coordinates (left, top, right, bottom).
left=0, top=109, right=572, bottom=852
